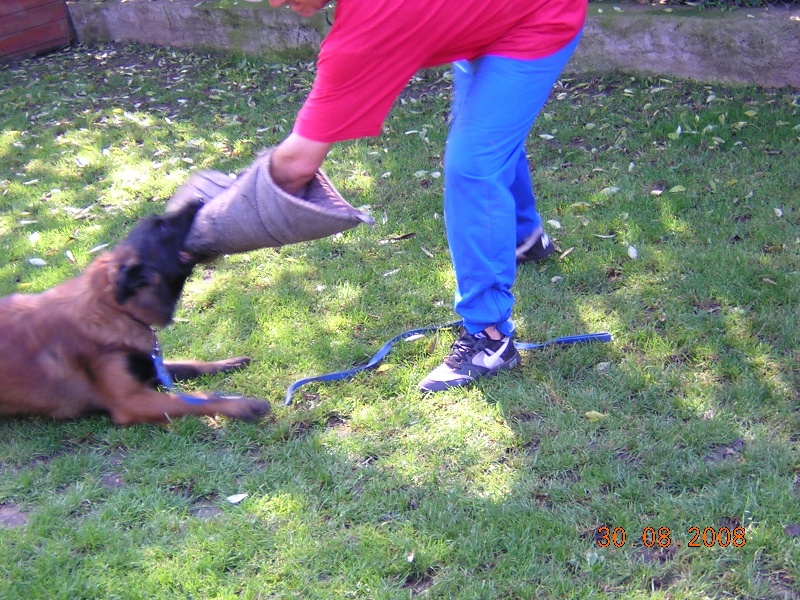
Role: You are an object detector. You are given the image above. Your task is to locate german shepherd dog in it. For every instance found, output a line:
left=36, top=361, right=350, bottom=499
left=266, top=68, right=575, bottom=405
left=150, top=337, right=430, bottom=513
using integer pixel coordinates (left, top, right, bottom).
left=0, top=200, right=270, bottom=425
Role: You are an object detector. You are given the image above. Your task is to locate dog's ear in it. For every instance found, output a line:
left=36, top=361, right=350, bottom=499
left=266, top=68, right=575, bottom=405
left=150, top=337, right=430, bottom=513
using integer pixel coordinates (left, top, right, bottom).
left=115, top=262, right=150, bottom=305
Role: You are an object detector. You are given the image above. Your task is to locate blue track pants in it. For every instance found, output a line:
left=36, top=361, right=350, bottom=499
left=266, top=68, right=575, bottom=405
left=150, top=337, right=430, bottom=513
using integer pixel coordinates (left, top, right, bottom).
left=445, top=32, right=583, bottom=335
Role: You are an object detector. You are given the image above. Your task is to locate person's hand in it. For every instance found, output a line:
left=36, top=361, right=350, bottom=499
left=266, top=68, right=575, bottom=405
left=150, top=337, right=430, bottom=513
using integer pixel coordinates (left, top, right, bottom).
left=268, top=0, right=328, bottom=18
left=270, top=133, right=332, bottom=195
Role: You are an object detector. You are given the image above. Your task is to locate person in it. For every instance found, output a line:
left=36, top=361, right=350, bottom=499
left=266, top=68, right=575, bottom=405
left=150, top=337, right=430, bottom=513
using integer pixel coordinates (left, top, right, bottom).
left=267, top=0, right=587, bottom=393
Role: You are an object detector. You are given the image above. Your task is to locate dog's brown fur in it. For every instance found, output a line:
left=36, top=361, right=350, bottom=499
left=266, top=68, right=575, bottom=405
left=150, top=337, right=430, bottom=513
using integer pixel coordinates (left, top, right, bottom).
left=0, top=201, right=270, bottom=425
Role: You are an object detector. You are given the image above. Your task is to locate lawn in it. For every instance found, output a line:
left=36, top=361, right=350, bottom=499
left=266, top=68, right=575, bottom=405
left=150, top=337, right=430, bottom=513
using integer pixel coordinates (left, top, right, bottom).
left=0, top=43, right=798, bottom=599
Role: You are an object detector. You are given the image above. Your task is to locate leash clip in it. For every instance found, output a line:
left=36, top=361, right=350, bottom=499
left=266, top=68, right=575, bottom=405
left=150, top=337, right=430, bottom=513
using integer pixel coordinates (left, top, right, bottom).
left=149, top=329, right=212, bottom=405
left=150, top=330, right=175, bottom=390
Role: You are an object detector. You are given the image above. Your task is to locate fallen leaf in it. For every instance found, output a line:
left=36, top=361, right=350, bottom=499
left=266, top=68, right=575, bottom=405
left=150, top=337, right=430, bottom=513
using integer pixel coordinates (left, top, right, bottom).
left=627, top=245, right=638, bottom=260
left=380, top=233, right=417, bottom=244
left=227, top=493, right=248, bottom=504
left=667, top=126, right=682, bottom=140
left=585, top=411, right=606, bottom=422
left=585, top=550, right=601, bottom=567
left=547, top=219, right=562, bottom=229
left=427, top=334, right=439, bottom=354
left=669, top=185, right=687, bottom=193
left=29, top=258, right=46, bottom=267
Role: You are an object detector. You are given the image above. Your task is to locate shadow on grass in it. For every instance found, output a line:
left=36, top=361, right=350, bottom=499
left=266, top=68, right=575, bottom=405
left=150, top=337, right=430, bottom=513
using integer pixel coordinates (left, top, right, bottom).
left=0, top=43, right=798, bottom=598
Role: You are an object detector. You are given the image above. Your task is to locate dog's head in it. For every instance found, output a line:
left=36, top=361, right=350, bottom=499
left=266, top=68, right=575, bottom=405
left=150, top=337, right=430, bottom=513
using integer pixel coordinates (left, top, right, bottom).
left=113, top=199, right=204, bottom=327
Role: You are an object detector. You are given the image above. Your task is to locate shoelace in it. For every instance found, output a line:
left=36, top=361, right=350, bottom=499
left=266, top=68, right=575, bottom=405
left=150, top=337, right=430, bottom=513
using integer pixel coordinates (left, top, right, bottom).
left=445, top=332, right=490, bottom=368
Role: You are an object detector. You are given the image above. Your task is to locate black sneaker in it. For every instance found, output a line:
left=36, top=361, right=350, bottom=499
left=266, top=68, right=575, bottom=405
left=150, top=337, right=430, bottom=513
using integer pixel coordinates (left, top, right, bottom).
left=418, top=328, right=521, bottom=393
left=516, top=226, right=554, bottom=264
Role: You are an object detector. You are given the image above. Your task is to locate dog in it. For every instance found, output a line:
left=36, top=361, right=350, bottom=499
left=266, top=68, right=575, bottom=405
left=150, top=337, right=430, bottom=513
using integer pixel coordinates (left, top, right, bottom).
left=0, top=200, right=270, bottom=425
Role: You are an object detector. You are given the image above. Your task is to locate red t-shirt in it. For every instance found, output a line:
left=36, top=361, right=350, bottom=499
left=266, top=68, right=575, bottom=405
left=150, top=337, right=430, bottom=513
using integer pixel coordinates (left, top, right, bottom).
left=294, top=0, right=588, bottom=143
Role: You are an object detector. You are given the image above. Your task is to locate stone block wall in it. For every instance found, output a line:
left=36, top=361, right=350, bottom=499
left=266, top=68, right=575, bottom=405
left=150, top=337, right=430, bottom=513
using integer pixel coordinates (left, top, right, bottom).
left=65, top=1, right=800, bottom=88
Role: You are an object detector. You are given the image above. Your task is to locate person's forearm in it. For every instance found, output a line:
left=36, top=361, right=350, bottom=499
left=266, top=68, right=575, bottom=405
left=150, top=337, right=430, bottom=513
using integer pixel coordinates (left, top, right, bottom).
left=269, top=133, right=332, bottom=196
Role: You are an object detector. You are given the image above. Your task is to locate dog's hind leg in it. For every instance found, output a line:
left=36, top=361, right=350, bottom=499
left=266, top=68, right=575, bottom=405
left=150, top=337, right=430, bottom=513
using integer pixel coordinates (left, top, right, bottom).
left=164, top=357, right=251, bottom=381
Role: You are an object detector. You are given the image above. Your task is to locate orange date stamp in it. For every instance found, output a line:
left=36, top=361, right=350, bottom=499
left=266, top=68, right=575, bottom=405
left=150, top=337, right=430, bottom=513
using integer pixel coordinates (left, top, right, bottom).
left=596, top=526, right=746, bottom=549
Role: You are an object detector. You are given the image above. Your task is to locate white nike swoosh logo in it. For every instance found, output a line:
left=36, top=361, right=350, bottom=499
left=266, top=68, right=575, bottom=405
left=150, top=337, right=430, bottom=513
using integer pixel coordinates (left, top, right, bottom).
left=479, top=337, right=511, bottom=369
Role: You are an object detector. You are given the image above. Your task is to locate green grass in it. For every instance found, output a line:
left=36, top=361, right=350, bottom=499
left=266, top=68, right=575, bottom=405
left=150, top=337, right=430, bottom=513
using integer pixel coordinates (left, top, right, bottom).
left=1, top=43, right=799, bottom=599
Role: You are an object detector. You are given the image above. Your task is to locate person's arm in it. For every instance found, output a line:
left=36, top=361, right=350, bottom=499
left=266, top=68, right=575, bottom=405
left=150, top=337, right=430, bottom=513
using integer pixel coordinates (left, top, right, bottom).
left=269, top=132, right=332, bottom=196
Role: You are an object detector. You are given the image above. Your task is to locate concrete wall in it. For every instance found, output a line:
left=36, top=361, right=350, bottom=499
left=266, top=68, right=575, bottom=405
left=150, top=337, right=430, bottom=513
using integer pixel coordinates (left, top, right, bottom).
left=66, top=0, right=329, bottom=55
left=572, top=4, right=800, bottom=88
left=65, top=0, right=800, bottom=88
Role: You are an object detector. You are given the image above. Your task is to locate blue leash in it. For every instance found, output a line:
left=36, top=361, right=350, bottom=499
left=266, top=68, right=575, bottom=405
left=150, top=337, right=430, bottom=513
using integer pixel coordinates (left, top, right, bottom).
left=151, top=333, right=214, bottom=405
left=284, top=320, right=612, bottom=405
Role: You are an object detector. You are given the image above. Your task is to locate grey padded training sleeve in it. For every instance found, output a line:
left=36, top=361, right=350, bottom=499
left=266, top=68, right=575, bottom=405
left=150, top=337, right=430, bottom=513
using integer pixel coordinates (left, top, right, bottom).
left=166, top=148, right=374, bottom=257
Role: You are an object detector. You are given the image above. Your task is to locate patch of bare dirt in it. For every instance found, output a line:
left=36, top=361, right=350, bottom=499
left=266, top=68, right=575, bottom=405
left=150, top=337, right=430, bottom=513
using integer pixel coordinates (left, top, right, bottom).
left=0, top=504, right=29, bottom=528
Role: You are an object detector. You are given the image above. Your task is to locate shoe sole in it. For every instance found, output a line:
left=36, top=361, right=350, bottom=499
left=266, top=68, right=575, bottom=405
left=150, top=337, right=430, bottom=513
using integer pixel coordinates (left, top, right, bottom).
left=516, top=243, right=555, bottom=264
left=418, top=354, right=521, bottom=394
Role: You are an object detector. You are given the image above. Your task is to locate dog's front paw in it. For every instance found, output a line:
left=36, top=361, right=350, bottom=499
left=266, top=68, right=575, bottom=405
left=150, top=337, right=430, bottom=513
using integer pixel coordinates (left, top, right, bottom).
left=215, top=394, right=270, bottom=420
left=214, top=356, right=252, bottom=372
